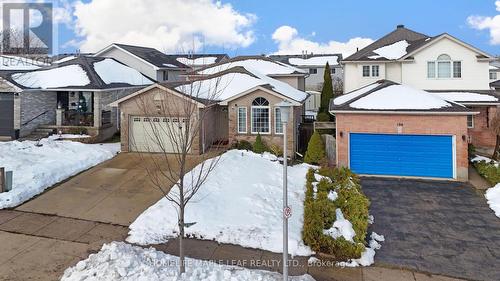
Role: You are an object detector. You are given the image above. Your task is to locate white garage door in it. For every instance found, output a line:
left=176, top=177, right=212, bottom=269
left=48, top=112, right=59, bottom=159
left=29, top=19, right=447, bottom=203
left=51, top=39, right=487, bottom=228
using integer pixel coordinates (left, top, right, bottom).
left=129, top=116, right=190, bottom=153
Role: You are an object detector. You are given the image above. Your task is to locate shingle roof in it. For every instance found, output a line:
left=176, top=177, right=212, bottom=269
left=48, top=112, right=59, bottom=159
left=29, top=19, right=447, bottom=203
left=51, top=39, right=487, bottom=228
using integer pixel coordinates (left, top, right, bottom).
left=329, top=80, right=471, bottom=113
left=114, top=44, right=190, bottom=69
left=169, top=54, right=229, bottom=66
left=269, top=54, right=343, bottom=66
left=343, top=25, right=432, bottom=62
left=491, top=80, right=500, bottom=89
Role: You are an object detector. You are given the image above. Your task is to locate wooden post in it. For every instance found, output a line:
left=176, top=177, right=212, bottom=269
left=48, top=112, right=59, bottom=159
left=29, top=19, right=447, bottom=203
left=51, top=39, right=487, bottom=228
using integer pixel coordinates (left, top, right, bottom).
left=0, top=167, right=4, bottom=193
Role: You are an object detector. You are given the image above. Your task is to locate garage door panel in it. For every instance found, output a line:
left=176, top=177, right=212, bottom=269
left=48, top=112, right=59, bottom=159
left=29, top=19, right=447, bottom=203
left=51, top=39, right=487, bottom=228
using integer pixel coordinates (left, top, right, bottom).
left=349, top=133, right=453, bottom=179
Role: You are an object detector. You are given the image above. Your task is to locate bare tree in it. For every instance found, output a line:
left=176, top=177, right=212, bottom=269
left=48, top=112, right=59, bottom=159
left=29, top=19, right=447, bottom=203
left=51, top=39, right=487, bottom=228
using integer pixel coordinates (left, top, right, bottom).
left=491, top=110, right=500, bottom=160
left=131, top=72, right=232, bottom=273
left=332, top=76, right=344, bottom=96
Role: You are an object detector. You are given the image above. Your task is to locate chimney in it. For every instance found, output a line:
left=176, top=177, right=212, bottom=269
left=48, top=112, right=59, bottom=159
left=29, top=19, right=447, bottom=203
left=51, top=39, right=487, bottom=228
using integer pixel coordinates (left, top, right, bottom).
left=397, top=24, right=405, bottom=29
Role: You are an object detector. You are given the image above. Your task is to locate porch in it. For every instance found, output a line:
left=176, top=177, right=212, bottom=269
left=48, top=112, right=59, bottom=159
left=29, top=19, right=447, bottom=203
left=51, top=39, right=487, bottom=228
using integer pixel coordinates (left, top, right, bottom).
left=55, top=91, right=112, bottom=128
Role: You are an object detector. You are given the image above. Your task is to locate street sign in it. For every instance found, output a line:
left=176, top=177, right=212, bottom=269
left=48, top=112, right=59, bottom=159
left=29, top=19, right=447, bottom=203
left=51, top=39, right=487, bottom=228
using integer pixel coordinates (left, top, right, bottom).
left=283, top=206, right=292, bottom=219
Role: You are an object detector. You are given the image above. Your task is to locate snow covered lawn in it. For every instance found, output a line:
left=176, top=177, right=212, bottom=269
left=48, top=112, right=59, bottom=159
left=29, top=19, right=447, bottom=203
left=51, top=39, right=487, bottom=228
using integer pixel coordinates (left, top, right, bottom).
left=0, top=138, right=119, bottom=208
left=128, top=150, right=314, bottom=256
left=61, top=242, right=315, bottom=281
left=486, top=184, right=500, bottom=219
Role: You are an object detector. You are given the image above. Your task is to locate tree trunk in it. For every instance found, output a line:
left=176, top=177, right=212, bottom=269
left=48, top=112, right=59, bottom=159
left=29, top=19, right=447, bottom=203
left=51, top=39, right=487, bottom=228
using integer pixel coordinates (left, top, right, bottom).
left=179, top=195, right=185, bottom=274
left=493, top=135, right=500, bottom=160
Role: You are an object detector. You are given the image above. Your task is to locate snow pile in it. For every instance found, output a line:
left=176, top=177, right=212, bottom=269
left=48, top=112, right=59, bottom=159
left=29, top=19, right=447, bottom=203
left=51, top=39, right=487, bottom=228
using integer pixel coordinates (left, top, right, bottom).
left=323, top=209, right=356, bottom=242
left=162, top=63, right=178, bottom=68
left=12, top=64, right=91, bottom=89
left=486, top=184, right=500, bottom=219
left=177, top=57, right=218, bottom=66
left=199, top=58, right=306, bottom=76
left=94, top=58, right=153, bottom=86
left=0, top=139, right=119, bottom=208
left=62, top=242, right=315, bottom=281
left=431, top=92, right=498, bottom=102
left=333, top=83, right=380, bottom=105
left=351, top=84, right=452, bottom=110
left=337, top=232, right=385, bottom=267
left=472, top=155, right=497, bottom=163
left=288, top=56, right=339, bottom=66
left=327, top=190, right=338, bottom=201
left=128, top=150, right=314, bottom=256
left=369, top=40, right=409, bottom=60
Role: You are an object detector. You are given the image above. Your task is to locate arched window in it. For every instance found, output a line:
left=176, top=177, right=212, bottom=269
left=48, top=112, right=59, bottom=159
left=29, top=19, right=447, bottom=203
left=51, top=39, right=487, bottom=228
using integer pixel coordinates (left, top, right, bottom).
left=251, top=97, right=270, bottom=134
left=427, top=54, right=461, bottom=79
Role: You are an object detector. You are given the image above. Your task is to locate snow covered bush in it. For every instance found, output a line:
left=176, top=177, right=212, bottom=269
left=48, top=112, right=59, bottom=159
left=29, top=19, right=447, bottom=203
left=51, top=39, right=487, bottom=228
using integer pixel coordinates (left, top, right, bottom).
left=304, top=131, right=326, bottom=165
left=302, top=167, right=370, bottom=261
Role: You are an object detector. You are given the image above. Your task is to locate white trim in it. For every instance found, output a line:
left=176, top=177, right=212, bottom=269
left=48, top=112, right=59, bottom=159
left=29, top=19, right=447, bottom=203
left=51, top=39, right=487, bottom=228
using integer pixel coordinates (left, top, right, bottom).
left=467, top=115, right=474, bottom=128
left=274, top=107, right=283, bottom=135
left=329, top=110, right=479, bottom=115
left=237, top=106, right=247, bottom=134
left=452, top=135, right=457, bottom=180
left=93, top=44, right=161, bottom=70
left=218, top=85, right=302, bottom=106
left=250, top=105, right=271, bottom=135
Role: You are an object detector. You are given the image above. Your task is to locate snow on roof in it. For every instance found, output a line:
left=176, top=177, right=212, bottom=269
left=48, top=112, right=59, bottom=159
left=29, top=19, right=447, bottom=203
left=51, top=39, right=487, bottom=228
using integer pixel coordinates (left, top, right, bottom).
left=162, top=63, right=178, bottom=68
left=288, top=56, right=339, bottom=66
left=175, top=68, right=308, bottom=102
left=176, top=57, right=218, bottom=66
left=52, top=56, right=77, bottom=64
left=198, top=58, right=306, bottom=76
left=368, top=40, right=409, bottom=60
left=12, top=64, right=90, bottom=89
left=94, top=58, right=153, bottom=86
left=430, top=92, right=499, bottom=103
left=0, top=55, right=47, bottom=71
left=350, top=84, right=452, bottom=110
left=333, top=83, right=381, bottom=105
left=490, top=65, right=500, bottom=70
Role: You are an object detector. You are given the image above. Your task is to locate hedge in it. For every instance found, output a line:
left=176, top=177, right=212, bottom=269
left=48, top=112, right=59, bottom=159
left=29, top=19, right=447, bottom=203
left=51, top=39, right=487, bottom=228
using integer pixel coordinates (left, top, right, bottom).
left=302, top=167, right=370, bottom=261
left=473, top=160, right=500, bottom=185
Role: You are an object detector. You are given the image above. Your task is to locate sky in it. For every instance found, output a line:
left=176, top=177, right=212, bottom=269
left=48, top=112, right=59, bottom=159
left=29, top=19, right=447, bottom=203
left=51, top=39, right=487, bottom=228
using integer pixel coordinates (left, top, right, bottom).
left=45, top=0, right=500, bottom=56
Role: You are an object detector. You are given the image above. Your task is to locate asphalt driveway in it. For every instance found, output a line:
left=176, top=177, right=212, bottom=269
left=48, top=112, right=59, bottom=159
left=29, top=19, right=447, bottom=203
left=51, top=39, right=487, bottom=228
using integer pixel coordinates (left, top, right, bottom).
left=362, top=177, right=500, bottom=281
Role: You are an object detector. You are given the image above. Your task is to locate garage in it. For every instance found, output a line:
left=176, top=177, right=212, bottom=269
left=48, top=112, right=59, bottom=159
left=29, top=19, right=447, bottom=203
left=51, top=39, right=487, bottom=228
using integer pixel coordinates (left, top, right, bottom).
left=129, top=116, right=189, bottom=153
left=0, top=93, right=14, bottom=138
left=349, top=133, right=454, bottom=179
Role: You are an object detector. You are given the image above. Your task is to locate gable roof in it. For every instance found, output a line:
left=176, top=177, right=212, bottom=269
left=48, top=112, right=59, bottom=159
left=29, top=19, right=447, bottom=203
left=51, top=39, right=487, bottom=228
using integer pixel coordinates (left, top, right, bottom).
left=94, top=43, right=190, bottom=70
left=330, top=80, right=472, bottom=114
left=344, top=25, right=493, bottom=62
left=2, top=56, right=154, bottom=90
left=269, top=54, right=342, bottom=67
left=192, top=56, right=307, bottom=76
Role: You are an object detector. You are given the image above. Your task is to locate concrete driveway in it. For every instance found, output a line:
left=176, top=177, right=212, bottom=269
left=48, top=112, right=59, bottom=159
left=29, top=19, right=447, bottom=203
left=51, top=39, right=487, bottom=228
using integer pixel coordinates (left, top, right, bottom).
left=362, top=177, right=500, bottom=281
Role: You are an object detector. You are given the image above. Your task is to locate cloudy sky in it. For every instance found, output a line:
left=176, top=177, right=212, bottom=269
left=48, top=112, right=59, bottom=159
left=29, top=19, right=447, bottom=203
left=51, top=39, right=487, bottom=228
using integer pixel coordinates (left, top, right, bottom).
left=47, top=0, right=500, bottom=56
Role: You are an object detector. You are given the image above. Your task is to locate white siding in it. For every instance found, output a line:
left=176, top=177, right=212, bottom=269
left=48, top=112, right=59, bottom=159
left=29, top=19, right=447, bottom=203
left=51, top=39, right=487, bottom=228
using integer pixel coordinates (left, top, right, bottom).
left=344, top=63, right=385, bottom=92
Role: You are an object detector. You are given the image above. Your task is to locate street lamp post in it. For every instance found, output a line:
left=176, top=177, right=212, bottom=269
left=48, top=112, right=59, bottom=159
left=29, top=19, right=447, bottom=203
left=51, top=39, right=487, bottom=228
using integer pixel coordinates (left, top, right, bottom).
left=276, top=100, right=293, bottom=281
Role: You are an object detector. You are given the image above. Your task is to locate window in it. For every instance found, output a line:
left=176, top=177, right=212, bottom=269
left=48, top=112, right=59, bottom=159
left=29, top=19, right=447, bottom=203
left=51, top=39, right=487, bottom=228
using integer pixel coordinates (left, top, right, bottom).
left=237, top=107, right=247, bottom=133
left=331, top=68, right=336, bottom=74
left=251, top=97, right=270, bottom=134
left=467, top=115, right=474, bottom=128
left=309, top=68, right=318, bottom=74
left=362, top=65, right=370, bottom=77
left=491, top=72, right=498, bottom=80
left=163, top=71, right=168, bottom=81
left=428, top=54, right=461, bottom=79
left=371, top=65, right=379, bottom=77
left=275, top=107, right=283, bottom=134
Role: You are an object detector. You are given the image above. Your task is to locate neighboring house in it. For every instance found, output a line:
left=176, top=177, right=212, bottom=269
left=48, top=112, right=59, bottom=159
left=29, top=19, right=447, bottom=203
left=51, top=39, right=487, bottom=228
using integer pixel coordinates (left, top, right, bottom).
left=330, top=80, right=475, bottom=181
left=342, top=24, right=497, bottom=148
left=171, top=54, right=229, bottom=70
left=490, top=61, right=500, bottom=82
left=93, top=43, right=190, bottom=82
left=192, top=56, right=308, bottom=91
left=110, top=66, right=309, bottom=156
left=269, top=53, right=343, bottom=92
left=0, top=56, right=153, bottom=140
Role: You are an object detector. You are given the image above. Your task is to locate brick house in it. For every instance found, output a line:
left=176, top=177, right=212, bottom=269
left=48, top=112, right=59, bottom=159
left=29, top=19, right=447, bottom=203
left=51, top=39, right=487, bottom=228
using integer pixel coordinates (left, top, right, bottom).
left=330, top=80, right=475, bottom=181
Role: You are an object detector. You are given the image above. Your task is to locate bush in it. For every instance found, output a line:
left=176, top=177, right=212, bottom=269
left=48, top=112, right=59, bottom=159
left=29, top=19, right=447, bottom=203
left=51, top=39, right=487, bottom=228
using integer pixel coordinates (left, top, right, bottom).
left=269, top=143, right=283, bottom=157
left=252, top=133, right=268, bottom=153
left=316, top=112, right=331, bottom=122
left=468, top=144, right=476, bottom=156
left=473, top=160, right=500, bottom=185
left=302, top=167, right=370, bottom=261
left=304, top=131, right=326, bottom=165
left=234, top=140, right=253, bottom=151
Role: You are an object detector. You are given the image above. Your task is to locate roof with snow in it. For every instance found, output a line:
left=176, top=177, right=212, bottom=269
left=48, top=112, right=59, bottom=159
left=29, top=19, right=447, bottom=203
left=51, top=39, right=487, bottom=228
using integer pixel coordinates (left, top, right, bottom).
left=101, top=44, right=190, bottom=69
left=172, top=54, right=229, bottom=66
left=168, top=66, right=309, bottom=104
left=193, top=56, right=307, bottom=76
left=330, top=80, right=471, bottom=113
left=0, top=55, right=49, bottom=71
left=490, top=80, right=500, bottom=89
left=428, top=90, right=500, bottom=105
left=4, top=56, right=154, bottom=90
left=344, top=25, right=491, bottom=62
left=269, top=54, right=342, bottom=67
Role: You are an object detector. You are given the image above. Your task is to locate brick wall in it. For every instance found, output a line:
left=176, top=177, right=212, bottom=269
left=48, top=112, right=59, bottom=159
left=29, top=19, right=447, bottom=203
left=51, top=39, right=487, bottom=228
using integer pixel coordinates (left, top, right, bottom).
left=20, top=90, right=57, bottom=137
left=335, top=113, right=469, bottom=181
left=468, top=106, right=497, bottom=148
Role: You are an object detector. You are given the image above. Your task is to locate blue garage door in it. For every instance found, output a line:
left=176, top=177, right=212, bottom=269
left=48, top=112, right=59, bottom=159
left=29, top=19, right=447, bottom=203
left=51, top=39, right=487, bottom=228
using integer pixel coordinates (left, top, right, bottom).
left=349, top=133, right=453, bottom=179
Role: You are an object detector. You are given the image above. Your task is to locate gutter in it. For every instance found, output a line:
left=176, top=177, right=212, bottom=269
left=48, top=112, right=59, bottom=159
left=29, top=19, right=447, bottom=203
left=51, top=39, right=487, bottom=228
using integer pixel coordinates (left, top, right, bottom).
left=329, top=110, right=479, bottom=115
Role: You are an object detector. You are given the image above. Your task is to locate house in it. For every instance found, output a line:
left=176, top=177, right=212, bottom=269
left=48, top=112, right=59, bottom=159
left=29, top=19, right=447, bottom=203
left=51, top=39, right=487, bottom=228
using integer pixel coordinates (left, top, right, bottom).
left=342, top=25, right=497, bottom=149
left=330, top=80, right=475, bottom=181
left=93, top=43, right=190, bottom=82
left=269, top=53, right=343, bottom=92
left=490, top=61, right=500, bottom=82
left=191, top=56, right=308, bottom=91
left=171, top=54, right=229, bottom=70
left=110, top=65, right=309, bottom=156
left=0, top=56, right=153, bottom=140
